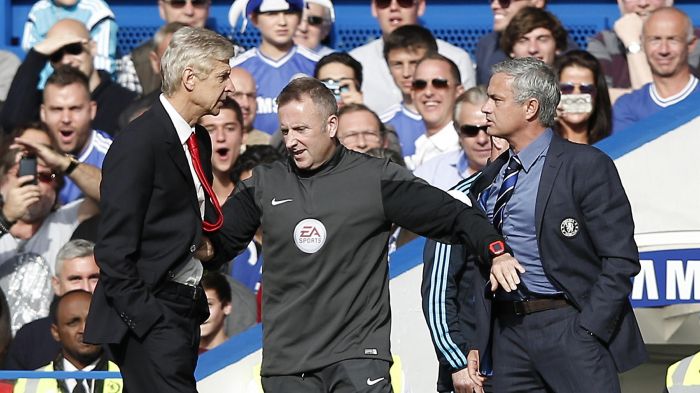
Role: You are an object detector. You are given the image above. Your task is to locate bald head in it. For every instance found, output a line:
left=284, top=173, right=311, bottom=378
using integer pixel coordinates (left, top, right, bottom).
left=46, top=19, right=90, bottom=41
left=230, top=67, right=258, bottom=131
left=643, top=7, right=696, bottom=79
left=643, top=6, right=694, bottom=40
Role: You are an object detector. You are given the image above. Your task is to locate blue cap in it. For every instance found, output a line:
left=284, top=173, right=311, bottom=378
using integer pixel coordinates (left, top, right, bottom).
left=246, top=0, right=304, bottom=16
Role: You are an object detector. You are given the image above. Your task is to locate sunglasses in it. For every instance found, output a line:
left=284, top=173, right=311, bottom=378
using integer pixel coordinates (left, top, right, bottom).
left=161, top=0, right=210, bottom=9
left=457, top=124, right=489, bottom=137
left=559, top=82, right=596, bottom=95
left=411, top=78, right=450, bottom=91
left=37, top=172, right=57, bottom=184
left=49, top=43, right=84, bottom=63
left=374, top=0, right=415, bottom=9
left=489, top=0, right=526, bottom=9
left=306, top=15, right=325, bottom=26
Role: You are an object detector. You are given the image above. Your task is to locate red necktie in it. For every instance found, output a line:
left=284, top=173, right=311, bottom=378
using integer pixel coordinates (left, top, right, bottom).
left=186, top=133, right=223, bottom=232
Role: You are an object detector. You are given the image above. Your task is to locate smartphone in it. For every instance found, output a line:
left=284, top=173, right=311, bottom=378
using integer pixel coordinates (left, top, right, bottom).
left=18, top=155, right=37, bottom=185
left=560, top=93, right=593, bottom=114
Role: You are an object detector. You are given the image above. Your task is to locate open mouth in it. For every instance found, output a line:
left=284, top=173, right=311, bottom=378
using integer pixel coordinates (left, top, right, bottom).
left=215, top=148, right=230, bottom=160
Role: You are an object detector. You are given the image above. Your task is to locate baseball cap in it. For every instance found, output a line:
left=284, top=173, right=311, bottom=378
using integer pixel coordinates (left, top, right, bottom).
left=245, top=0, right=304, bottom=16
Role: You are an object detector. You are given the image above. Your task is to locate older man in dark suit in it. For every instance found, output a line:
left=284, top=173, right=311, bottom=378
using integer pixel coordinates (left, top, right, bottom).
left=84, top=27, right=235, bottom=393
left=453, top=57, right=646, bottom=392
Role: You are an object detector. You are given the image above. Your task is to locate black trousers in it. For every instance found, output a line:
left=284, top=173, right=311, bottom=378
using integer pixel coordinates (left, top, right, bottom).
left=262, top=358, right=392, bottom=393
left=109, top=282, right=209, bottom=393
left=491, top=305, right=620, bottom=393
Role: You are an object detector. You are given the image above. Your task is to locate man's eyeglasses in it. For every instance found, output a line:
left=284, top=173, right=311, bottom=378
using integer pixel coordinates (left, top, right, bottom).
left=161, top=0, right=210, bottom=9
left=559, top=82, right=596, bottom=95
left=457, top=124, right=489, bottom=137
left=49, top=43, right=85, bottom=63
left=489, top=0, right=526, bottom=9
left=305, top=15, right=326, bottom=26
left=374, top=0, right=416, bottom=10
left=411, top=78, right=450, bottom=91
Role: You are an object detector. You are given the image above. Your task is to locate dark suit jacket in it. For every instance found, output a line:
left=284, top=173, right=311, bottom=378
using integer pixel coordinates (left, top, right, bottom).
left=470, top=134, right=647, bottom=373
left=84, top=100, right=217, bottom=344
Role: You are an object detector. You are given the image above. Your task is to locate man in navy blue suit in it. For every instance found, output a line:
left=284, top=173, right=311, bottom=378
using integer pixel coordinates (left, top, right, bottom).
left=426, top=57, right=647, bottom=393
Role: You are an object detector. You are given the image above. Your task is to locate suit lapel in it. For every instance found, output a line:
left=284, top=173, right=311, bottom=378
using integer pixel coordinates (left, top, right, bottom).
left=535, top=135, right=565, bottom=237
left=472, top=152, right=509, bottom=196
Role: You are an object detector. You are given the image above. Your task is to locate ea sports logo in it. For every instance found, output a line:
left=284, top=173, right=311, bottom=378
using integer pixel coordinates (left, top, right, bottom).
left=294, top=219, right=327, bottom=254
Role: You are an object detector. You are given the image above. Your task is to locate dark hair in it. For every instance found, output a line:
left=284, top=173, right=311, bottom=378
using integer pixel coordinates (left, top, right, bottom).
left=500, top=7, right=568, bottom=56
left=277, top=77, right=338, bottom=121
left=220, top=98, right=244, bottom=127
left=553, top=50, right=612, bottom=144
left=200, top=271, right=231, bottom=305
left=338, top=103, right=385, bottom=137
left=44, top=65, right=91, bottom=99
left=51, top=289, right=91, bottom=324
left=314, top=52, right=363, bottom=86
left=383, top=24, right=438, bottom=60
left=231, top=145, right=283, bottom=183
left=415, top=52, right=461, bottom=85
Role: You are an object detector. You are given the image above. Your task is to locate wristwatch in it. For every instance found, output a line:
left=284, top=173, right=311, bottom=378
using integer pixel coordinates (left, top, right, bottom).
left=626, top=42, right=642, bottom=54
left=64, top=154, right=80, bottom=175
left=488, top=240, right=507, bottom=258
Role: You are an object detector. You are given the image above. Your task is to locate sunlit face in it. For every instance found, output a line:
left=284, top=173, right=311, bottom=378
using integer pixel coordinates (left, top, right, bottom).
left=230, top=68, right=258, bottom=131
left=456, top=102, right=491, bottom=171
left=51, top=293, right=102, bottom=367
left=191, top=60, right=235, bottom=117
left=280, top=97, right=338, bottom=170
left=337, top=110, right=383, bottom=153
left=253, top=11, right=301, bottom=48
left=490, top=0, right=541, bottom=32
left=387, top=47, right=429, bottom=97
left=294, top=3, right=332, bottom=51
left=557, top=65, right=595, bottom=127
left=200, top=288, right=231, bottom=341
left=158, top=0, right=210, bottom=27
left=371, top=0, right=425, bottom=36
left=41, top=83, right=95, bottom=155
left=412, top=59, right=463, bottom=131
left=619, top=0, right=668, bottom=19
left=482, top=72, right=528, bottom=141
left=52, top=255, right=100, bottom=296
left=200, top=107, right=243, bottom=174
left=510, top=27, right=559, bottom=66
left=643, top=10, right=696, bottom=78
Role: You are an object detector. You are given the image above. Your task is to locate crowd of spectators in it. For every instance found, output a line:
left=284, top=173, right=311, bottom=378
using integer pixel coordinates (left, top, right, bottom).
left=0, top=0, right=697, bottom=389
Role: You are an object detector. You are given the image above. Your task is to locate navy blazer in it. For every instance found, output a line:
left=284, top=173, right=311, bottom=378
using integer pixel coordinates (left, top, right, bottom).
left=85, top=100, right=218, bottom=344
left=470, top=134, right=647, bottom=372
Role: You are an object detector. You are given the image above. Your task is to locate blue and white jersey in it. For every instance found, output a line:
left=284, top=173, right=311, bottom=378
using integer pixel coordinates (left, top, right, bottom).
left=59, top=129, right=112, bottom=205
left=380, top=103, right=426, bottom=157
left=22, top=0, right=118, bottom=86
left=230, top=241, right=263, bottom=294
left=231, top=46, right=319, bottom=135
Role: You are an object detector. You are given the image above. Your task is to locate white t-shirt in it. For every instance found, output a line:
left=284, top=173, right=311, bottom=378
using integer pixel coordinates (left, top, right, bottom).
left=0, top=199, right=82, bottom=334
left=404, top=122, right=459, bottom=171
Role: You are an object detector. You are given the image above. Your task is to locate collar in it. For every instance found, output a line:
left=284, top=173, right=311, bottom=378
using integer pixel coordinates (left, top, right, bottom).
left=428, top=121, right=459, bottom=151
left=290, top=140, right=343, bottom=177
left=160, top=94, right=194, bottom=144
left=75, top=129, right=96, bottom=160
left=400, top=104, right=422, bottom=120
left=63, top=356, right=99, bottom=372
left=510, top=128, right=552, bottom=173
left=650, top=75, right=698, bottom=108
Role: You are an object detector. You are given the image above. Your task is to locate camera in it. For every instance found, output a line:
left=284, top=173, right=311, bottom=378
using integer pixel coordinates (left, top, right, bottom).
left=321, top=79, right=350, bottom=102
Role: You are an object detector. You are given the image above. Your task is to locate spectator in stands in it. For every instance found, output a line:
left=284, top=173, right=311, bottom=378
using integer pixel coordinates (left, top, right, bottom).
left=1, top=19, right=136, bottom=137
left=314, top=52, right=364, bottom=109
left=414, top=86, right=491, bottom=190
left=613, top=7, right=698, bottom=133
left=230, top=67, right=271, bottom=150
left=199, top=271, right=233, bottom=353
left=39, top=66, right=111, bottom=205
left=22, top=0, right=118, bottom=83
left=0, top=51, right=20, bottom=103
left=350, top=0, right=475, bottom=115
left=231, top=0, right=318, bottom=135
left=337, top=104, right=386, bottom=153
left=500, top=7, right=569, bottom=66
left=118, top=22, right=187, bottom=129
left=587, top=0, right=700, bottom=101
left=13, top=290, right=123, bottom=393
left=406, top=53, right=463, bottom=170
left=293, top=0, right=335, bottom=56
left=4, top=240, right=99, bottom=371
left=200, top=99, right=244, bottom=203
left=0, top=124, right=100, bottom=334
left=554, top=50, right=612, bottom=144
left=476, top=0, right=578, bottom=85
left=380, top=25, right=435, bottom=159
left=116, top=0, right=212, bottom=95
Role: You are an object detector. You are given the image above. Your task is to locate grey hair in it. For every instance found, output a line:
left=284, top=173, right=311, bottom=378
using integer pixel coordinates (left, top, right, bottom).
left=454, top=85, right=488, bottom=122
left=491, top=57, right=560, bottom=128
left=55, top=239, right=95, bottom=275
left=161, top=27, right=235, bottom=96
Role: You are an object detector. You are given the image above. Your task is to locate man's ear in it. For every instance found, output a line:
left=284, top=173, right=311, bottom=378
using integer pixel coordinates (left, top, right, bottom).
left=524, top=98, right=540, bottom=122
left=416, top=0, right=426, bottom=17
left=327, top=114, right=339, bottom=138
left=40, top=104, right=47, bottom=123
left=183, top=67, right=197, bottom=92
left=149, top=50, right=160, bottom=75
left=51, top=276, right=60, bottom=296
left=50, top=323, right=60, bottom=342
left=223, top=302, right=232, bottom=316
left=89, top=100, right=97, bottom=121
left=87, top=40, right=97, bottom=57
